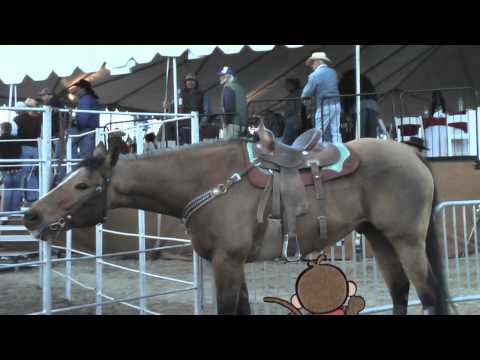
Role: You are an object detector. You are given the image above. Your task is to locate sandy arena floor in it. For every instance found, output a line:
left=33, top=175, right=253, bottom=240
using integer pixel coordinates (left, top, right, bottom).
left=1, top=255, right=479, bottom=315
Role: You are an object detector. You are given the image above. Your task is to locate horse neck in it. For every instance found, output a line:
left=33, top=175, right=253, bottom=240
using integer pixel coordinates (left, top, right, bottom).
left=109, top=141, right=245, bottom=218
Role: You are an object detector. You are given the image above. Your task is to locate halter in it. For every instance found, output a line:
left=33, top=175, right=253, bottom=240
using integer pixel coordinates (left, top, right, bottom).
left=47, top=174, right=112, bottom=232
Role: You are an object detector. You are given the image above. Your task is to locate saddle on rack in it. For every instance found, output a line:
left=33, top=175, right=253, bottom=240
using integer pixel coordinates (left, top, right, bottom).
left=250, top=127, right=360, bottom=262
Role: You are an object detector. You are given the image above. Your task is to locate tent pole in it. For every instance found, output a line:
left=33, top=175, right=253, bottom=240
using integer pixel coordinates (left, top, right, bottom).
left=173, top=57, right=178, bottom=114
left=8, top=84, right=13, bottom=121
left=355, top=45, right=361, bottom=140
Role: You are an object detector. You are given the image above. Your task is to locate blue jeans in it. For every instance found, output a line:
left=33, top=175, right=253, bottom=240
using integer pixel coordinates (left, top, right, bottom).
left=21, top=146, right=39, bottom=203
left=2, top=170, right=23, bottom=211
left=282, top=120, right=301, bottom=145
left=315, top=101, right=343, bottom=143
left=68, top=128, right=96, bottom=170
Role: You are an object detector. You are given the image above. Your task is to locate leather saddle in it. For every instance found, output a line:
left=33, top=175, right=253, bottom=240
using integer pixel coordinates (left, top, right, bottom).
left=251, top=129, right=358, bottom=262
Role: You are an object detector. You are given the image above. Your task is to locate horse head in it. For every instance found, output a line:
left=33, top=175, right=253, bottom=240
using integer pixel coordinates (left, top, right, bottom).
left=23, top=142, right=120, bottom=240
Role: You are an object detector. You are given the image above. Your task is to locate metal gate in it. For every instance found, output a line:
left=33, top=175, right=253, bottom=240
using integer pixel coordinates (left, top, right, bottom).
left=201, top=201, right=480, bottom=315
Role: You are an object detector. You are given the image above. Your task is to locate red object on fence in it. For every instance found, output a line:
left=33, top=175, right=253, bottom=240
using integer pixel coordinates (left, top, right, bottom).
left=423, top=117, right=447, bottom=130
left=398, top=124, right=421, bottom=137
left=448, top=122, right=468, bottom=133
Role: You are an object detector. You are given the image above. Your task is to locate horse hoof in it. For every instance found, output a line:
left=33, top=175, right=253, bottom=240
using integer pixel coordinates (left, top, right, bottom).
left=422, top=307, right=436, bottom=315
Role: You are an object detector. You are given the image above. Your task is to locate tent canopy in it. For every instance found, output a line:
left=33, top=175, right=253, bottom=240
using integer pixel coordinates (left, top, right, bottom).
left=0, top=45, right=303, bottom=84
left=0, top=45, right=478, bottom=122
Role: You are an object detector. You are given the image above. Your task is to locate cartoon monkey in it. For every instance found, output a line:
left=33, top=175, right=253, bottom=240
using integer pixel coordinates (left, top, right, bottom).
left=264, top=254, right=366, bottom=315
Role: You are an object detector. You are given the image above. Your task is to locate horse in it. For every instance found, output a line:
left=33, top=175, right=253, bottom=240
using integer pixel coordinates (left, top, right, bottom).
left=23, top=128, right=450, bottom=315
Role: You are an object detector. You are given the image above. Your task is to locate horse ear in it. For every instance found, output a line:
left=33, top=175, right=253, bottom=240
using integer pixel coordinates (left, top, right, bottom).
left=105, top=142, right=120, bottom=169
left=257, top=121, right=275, bottom=152
left=93, top=142, right=108, bottom=159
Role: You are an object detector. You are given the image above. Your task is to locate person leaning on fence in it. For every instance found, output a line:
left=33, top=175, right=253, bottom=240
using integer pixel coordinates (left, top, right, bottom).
left=0, top=122, right=23, bottom=212
left=282, top=78, right=305, bottom=145
left=218, top=67, right=248, bottom=139
left=38, top=87, right=68, bottom=179
left=179, top=73, right=206, bottom=145
left=301, top=52, right=343, bottom=143
left=68, top=79, right=100, bottom=165
left=430, top=90, right=447, bottom=118
left=339, top=70, right=380, bottom=140
left=13, top=98, right=42, bottom=206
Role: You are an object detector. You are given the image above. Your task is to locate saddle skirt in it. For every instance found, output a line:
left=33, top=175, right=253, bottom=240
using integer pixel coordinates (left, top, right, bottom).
left=244, top=141, right=361, bottom=189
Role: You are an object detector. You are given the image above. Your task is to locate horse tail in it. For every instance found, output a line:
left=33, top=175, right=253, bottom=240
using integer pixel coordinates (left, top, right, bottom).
left=418, top=154, right=451, bottom=315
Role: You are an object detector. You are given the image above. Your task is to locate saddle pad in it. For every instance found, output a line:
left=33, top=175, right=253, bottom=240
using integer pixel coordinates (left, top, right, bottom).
left=245, top=142, right=361, bottom=189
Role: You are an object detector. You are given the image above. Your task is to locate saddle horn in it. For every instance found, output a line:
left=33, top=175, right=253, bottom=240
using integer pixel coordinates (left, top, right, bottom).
left=257, top=120, right=276, bottom=153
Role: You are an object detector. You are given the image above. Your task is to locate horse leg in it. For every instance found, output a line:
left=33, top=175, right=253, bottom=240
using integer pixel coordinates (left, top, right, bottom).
left=363, top=225, right=410, bottom=315
left=237, top=280, right=252, bottom=315
left=390, top=236, right=444, bottom=315
left=212, top=254, right=249, bottom=315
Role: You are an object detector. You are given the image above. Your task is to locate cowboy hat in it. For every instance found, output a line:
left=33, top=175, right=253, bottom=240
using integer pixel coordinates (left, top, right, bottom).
left=185, top=73, right=197, bottom=81
left=70, top=79, right=93, bottom=90
left=217, top=66, right=235, bottom=76
left=402, top=137, right=429, bottom=151
left=24, top=98, right=38, bottom=107
left=306, top=52, right=332, bottom=66
left=38, top=87, right=53, bottom=96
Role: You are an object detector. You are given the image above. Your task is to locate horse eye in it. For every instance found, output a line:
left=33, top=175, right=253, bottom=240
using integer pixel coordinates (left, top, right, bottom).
left=75, top=183, right=89, bottom=191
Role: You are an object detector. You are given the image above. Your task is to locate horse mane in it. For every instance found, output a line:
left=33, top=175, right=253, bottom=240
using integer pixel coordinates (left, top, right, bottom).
left=119, top=139, right=244, bottom=161
left=78, top=139, right=246, bottom=171
left=78, top=157, right=105, bottom=172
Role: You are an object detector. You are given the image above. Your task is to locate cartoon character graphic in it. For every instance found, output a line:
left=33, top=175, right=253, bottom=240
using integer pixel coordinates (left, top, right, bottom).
left=264, top=254, right=366, bottom=315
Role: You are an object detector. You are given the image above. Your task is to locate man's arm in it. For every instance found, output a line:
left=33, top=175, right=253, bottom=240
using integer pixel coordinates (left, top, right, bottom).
left=301, top=73, right=317, bottom=98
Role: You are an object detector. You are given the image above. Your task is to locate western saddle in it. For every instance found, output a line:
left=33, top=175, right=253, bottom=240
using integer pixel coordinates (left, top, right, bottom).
left=254, top=128, right=342, bottom=262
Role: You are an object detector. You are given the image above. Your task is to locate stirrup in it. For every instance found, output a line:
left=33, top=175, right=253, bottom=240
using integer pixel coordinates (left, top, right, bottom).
left=282, top=234, right=302, bottom=263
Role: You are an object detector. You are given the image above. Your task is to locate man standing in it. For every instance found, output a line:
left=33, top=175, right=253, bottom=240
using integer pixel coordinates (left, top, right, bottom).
left=0, top=122, right=22, bottom=212
left=338, top=70, right=380, bottom=140
left=302, top=52, right=343, bottom=143
left=178, top=73, right=206, bottom=145
left=282, top=78, right=305, bottom=145
left=69, top=80, right=100, bottom=163
left=14, top=98, right=42, bottom=205
left=38, top=87, right=67, bottom=178
left=218, top=67, right=247, bottom=139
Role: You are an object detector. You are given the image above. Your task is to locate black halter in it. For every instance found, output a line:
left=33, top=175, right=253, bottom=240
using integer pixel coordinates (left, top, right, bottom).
left=47, top=174, right=111, bottom=232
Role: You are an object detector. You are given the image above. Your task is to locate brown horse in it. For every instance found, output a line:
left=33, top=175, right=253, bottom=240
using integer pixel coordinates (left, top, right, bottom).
left=23, top=132, right=450, bottom=315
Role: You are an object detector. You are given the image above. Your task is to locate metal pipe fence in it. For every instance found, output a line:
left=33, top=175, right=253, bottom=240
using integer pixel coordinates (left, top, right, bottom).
left=0, top=105, right=204, bottom=315
left=200, top=200, right=480, bottom=315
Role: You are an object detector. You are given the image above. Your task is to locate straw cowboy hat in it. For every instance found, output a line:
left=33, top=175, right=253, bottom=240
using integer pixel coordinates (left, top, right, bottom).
left=306, top=52, right=332, bottom=66
left=185, top=73, right=197, bottom=81
left=24, top=98, right=38, bottom=107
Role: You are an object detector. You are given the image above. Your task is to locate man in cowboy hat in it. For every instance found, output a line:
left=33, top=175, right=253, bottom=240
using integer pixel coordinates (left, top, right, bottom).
left=302, top=52, right=343, bottom=143
left=218, top=66, right=247, bottom=139
left=402, top=137, right=429, bottom=155
left=12, top=98, right=42, bottom=205
left=38, top=87, right=68, bottom=176
left=179, top=73, right=207, bottom=144
left=68, top=79, right=100, bottom=166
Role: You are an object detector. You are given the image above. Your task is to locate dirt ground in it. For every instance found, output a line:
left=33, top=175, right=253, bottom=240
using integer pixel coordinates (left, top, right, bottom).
left=1, top=256, right=480, bottom=315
